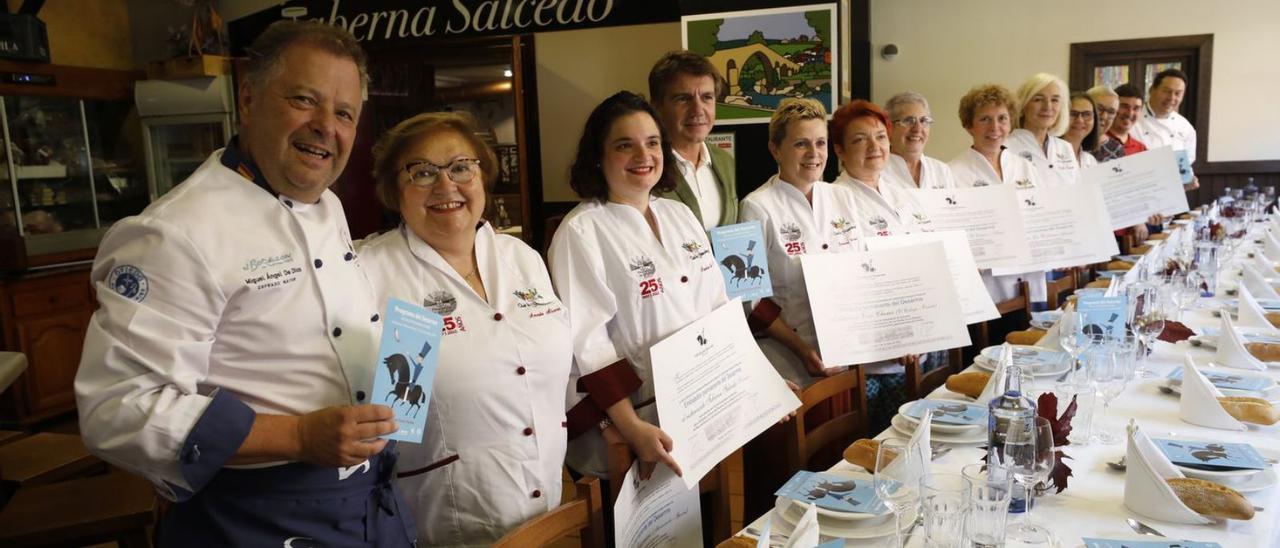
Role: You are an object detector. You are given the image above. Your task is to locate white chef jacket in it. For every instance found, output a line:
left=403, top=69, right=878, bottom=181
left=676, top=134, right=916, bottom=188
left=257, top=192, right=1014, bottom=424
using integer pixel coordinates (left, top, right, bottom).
left=360, top=224, right=571, bottom=547
left=833, top=170, right=933, bottom=237
left=886, top=153, right=957, bottom=190
left=74, top=149, right=379, bottom=499
left=1079, top=150, right=1098, bottom=169
left=739, top=175, right=864, bottom=385
left=948, top=147, right=1048, bottom=302
left=673, top=142, right=724, bottom=230
left=1137, top=107, right=1197, bottom=164
left=1006, top=129, right=1080, bottom=186
left=548, top=198, right=728, bottom=476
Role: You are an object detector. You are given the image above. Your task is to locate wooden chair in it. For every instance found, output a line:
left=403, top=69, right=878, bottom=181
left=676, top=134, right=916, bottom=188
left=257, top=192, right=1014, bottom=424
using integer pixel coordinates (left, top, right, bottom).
left=0, top=430, right=25, bottom=446
left=602, top=426, right=744, bottom=543
left=972, top=280, right=1033, bottom=348
left=783, top=367, right=871, bottom=474
left=494, top=476, right=604, bottom=548
left=0, top=472, right=156, bottom=547
left=905, top=348, right=964, bottom=401
left=0, top=432, right=104, bottom=487
left=1085, top=278, right=1111, bottom=289
left=1045, top=268, right=1076, bottom=309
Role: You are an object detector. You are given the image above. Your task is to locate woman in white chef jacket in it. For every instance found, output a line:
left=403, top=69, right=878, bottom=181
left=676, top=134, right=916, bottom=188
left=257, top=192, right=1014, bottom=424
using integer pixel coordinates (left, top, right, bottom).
left=1063, top=92, right=1101, bottom=171
left=739, top=98, right=863, bottom=388
left=1006, top=73, right=1080, bottom=186
left=548, top=91, right=730, bottom=480
left=828, top=99, right=952, bottom=429
left=883, top=91, right=957, bottom=190
left=948, top=84, right=1048, bottom=304
left=359, top=112, right=573, bottom=546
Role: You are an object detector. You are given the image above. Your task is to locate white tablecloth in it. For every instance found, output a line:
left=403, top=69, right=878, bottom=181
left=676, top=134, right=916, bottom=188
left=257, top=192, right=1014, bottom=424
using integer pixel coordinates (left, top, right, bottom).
left=741, top=253, right=1280, bottom=547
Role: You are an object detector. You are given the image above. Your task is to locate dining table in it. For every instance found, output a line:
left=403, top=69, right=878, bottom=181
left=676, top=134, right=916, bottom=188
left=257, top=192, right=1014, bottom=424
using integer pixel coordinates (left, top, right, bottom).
left=734, top=227, right=1280, bottom=547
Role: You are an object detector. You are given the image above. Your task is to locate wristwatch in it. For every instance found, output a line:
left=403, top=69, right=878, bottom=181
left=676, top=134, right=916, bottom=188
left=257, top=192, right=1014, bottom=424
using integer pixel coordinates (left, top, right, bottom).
left=597, top=417, right=612, bottom=431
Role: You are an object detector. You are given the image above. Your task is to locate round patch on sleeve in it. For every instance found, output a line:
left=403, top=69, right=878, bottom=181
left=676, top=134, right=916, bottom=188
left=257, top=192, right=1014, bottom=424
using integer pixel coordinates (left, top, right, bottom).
left=107, top=265, right=149, bottom=303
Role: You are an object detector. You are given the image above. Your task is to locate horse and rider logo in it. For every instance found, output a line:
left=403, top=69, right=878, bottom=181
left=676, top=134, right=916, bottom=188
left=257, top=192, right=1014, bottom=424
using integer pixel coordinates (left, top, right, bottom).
left=944, top=194, right=959, bottom=205
left=720, top=239, right=766, bottom=287
left=382, top=341, right=432, bottom=418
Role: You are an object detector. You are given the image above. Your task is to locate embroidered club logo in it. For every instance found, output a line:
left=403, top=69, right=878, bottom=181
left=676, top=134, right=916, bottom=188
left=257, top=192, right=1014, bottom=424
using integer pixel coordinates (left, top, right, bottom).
left=680, top=240, right=710, bottom=261
left=780, top=222, right=803, bottom=242
left=422, top=290, right=458, bottom=316
left=107, top=265, right=148, bottom=303
left=1018, top=150, right=1035, bottom=162
left=912, top=212, right=930, bottom=223
left=865, top=215, right=888, bottom=231
left=513, top=287, right=552, bottom=308
left=972, top=180, right=991, bottom=187
left=1014, top=179, right=1034, bottom=189
left=628, top=255, right=657, bottom=279
left=1056, top=151, right=1074, bottom=163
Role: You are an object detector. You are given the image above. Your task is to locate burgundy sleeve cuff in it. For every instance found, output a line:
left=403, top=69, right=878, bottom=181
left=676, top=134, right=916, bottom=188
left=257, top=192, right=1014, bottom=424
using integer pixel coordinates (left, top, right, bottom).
left=565, top=397, right=606, bottom=440
left=747, top=298, right=782, bottom=333
left=577, top=358, right=642, bottom=412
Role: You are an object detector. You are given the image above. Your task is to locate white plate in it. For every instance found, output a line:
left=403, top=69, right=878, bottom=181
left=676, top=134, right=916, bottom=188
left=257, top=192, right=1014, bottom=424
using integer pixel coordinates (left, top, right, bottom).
left=895, top=401, right=986, bottom=434
left=773, top=491, right=916, bottom=539
left=890, top=414, right=987, bottom=444
left=974, top=355, right=1072, bottom=378
left=774, top=469, right=886, bottom=522
left=976, top=345, right=1072, bottom=378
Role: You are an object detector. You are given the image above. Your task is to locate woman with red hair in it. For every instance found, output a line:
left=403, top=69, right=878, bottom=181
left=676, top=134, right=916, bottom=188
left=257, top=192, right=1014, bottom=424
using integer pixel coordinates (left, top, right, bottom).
left=830, top=100, right=933, bottom=238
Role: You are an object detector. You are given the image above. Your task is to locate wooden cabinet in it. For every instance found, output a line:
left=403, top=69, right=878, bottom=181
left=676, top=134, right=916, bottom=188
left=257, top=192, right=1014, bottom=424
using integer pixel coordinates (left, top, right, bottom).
left=0, top=266, right=93, bottom=426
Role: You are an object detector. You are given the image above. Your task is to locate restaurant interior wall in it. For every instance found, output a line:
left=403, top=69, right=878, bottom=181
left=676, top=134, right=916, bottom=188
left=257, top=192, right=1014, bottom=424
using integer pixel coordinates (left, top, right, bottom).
left=6, top=0, right=134, bottom=70
left=869, top=0, right=1280, bottom=166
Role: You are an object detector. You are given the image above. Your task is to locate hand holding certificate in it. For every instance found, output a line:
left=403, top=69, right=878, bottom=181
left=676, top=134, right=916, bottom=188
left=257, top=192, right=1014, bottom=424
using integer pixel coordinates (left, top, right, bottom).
left=801, top=242, right=971, bottom=365
left=651, top=299, right=801, bottom=489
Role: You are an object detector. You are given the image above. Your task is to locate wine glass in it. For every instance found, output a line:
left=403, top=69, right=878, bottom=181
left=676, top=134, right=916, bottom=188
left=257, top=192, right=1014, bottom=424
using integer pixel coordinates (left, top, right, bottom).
left=1056, top=310, right=1085, bottom=375
left=1174, top=271, right=1203, bottom=320
left=1089, top=335, right=1135, bottom=445
left=1127, top=284, right=1166, bottom=378
left=1002, top=416, right=1057, bottom=546
left=875, top=438, right=923, bottom=548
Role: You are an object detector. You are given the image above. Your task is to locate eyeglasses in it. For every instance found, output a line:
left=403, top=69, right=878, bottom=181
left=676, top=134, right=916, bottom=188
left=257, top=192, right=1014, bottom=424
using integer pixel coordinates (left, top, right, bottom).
left=893, top=116, right=934, bottom=127
left=1095, top=106, right=1118, bottom=115
left=403, top=158, right=481, bottom=186
left=1068, top=110, right=1094, bottom=120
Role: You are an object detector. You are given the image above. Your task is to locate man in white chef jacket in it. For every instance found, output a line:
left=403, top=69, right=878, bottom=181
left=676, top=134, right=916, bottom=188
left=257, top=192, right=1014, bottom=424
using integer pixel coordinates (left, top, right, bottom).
left=1137, top=67, right=1200, bottom=191
left=74, top=21, right=415, bottom=547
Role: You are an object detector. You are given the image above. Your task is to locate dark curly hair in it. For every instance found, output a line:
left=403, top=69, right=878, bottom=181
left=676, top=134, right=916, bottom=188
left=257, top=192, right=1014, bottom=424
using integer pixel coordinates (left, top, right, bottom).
left=569, top=91, right=678, bottom=202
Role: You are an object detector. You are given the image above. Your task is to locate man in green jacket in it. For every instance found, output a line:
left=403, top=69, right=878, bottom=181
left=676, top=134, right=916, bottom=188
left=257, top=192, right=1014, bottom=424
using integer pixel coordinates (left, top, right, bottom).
left=649, top=51, right=737, bottom=229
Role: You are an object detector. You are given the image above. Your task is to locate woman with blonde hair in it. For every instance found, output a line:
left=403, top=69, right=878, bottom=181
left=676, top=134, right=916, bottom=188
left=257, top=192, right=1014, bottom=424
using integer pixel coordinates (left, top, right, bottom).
left=1007, top=73, right=1079, bottom=185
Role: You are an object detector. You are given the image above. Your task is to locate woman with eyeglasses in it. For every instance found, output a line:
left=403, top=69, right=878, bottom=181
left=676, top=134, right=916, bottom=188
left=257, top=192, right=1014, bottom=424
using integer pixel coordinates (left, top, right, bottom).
left=1062, top=92, right=1100, bottom=170
left=883, top=91, right=956, bottom=189
left=359, top=111, right=573, bottom=545
left=1007, top=73, right=1080, bottom=186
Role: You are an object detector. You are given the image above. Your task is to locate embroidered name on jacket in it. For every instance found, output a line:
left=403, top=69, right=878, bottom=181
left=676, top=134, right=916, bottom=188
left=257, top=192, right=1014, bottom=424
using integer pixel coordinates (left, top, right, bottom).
left=241, top=253, right=303, bottom=291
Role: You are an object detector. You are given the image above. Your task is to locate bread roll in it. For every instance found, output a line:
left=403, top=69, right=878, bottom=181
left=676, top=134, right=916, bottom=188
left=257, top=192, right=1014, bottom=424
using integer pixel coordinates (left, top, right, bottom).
left=1218, top=396, right=1280, bottom=425
left=1005, top=330, right=1045, bottom=345
left=843, top=439, right=894, bottom=470
left=1148, top=232, right=1170, bottom=241
left=1106, top=260, right=1135, bottom=271
left=1245, top=341, right=1280, bottom=362
left=1167, top=477, right=1255, bottom=520
left=1266, top=312, right=1280, bottom=329
left=945, top=371, right=991, bottom=399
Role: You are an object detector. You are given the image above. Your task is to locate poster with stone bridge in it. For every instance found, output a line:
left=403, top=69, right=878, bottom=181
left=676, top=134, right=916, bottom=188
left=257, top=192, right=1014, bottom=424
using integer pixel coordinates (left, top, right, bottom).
left=682, top=4, right=837, bottom=124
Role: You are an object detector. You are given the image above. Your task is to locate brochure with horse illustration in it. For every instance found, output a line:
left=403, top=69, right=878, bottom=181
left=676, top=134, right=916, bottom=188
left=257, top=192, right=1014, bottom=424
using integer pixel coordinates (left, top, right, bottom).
left=709, top=221, right=773, bottom=301
left=372, top=297, right=443, bottom=443
left=1152, top=439, right=1268, bottom=471
left=904, top=399, right=988, bottom=426
left=774, top=471, right=890, bottom=515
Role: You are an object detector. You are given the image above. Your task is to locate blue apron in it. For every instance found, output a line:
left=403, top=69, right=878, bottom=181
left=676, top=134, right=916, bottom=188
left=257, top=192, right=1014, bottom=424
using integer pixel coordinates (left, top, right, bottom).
left=158, top=444, right=416, bottom=547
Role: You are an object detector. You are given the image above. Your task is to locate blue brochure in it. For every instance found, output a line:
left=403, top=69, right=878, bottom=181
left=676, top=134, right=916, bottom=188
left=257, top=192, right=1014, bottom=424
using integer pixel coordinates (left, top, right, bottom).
left=1174, top=149, right=1194, bottom=184
left=905, top=399, right=988, bottom=425
left=1222, top=298, right=1280, bottom=311
left=1084, top=539, right=1219, bottom=548
left=1166, top=368, right=1273, bottom=392
left=774, top=471, right=890, bottom=515
left=1077, top=294, right=1128, bottom=338
left=709, top=221, right=773, bottom=301
left=1196, top=326, right=1280, bottom=344
left=373, top=297, right=443, bottom=443
left=1153, top=439, right=1269, bottom=471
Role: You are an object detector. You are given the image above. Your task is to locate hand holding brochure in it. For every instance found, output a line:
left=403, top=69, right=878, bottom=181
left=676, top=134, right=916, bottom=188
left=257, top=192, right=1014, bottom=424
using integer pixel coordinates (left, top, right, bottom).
left=372, top=297, right=443, bottom=443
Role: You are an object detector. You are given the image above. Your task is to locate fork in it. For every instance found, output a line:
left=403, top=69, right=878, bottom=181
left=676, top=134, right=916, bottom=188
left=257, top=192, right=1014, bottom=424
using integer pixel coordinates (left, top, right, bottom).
left=1126, top=517, right=1166, bottom=537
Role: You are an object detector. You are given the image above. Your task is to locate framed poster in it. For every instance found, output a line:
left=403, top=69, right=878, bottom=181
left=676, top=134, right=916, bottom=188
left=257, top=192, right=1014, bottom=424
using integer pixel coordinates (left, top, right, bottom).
left=682, top=4, right=839, bottom=125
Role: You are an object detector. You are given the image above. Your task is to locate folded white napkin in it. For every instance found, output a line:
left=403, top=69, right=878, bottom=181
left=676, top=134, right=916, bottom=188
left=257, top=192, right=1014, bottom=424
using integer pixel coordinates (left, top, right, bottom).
left=977, top=344, right=1012, bottom=403
left=1265, top=231, right=1280, bottom=261
left=1252, top=252, right=1277, bottom=278
left=1122, top=420, right=1215, bottom=525
left=784, top=503, right=819, bottom=548
left=1036, top=316, right=1064, bottom=352
left=1242, top=264, right=1280, bottom=300
left=1217, top=315, right=1273, bottom=372
left=885, top=409, right=932, bottom=479
left=1179, top=355, right=1248, bottom=431
left=1235, top=286, right=1279, bottom=334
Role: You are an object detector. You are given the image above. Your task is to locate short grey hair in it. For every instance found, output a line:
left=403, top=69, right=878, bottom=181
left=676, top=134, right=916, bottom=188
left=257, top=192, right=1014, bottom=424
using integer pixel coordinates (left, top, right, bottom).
left=1085, top=85, right=1118, bottom=102
left=245, top=20, right=369, bottom=93
left=884, top=91, right=930, bottom=120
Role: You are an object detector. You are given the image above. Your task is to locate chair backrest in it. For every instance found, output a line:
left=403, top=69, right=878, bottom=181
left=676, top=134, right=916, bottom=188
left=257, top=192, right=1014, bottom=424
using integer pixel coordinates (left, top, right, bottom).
left=603, top=425, right=745, bottom=542
left=905, top=348, right=963, bottom=401
left=1046, top=269, right=1076, bottom=309
left=784, top=367, right=870, bottom=474
left=493, top=475, right=604, bottom=548
left=974, top=280, right=1033, bottom=347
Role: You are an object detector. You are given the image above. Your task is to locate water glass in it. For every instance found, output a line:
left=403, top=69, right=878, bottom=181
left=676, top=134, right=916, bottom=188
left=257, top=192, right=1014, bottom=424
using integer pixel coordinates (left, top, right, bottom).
left=922, top=473, right=967, bottom=548
left=875, top=438, right=923, bottom=548
left=962, top=463, right=1012, bottom=548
